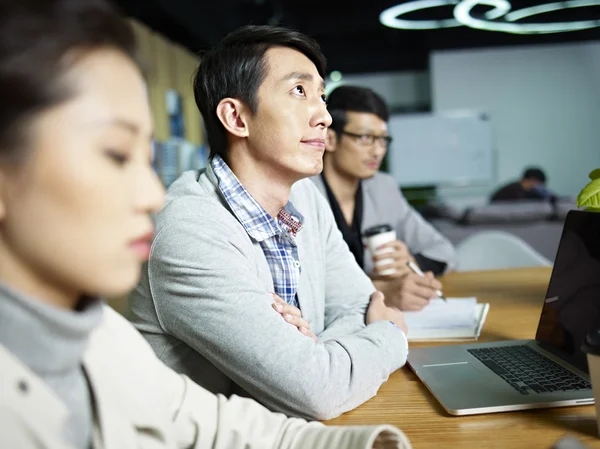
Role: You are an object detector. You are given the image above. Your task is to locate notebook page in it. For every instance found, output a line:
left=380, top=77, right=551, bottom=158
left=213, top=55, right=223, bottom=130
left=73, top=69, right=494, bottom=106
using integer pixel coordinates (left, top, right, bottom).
left=404, top=297, right=478, bottom=329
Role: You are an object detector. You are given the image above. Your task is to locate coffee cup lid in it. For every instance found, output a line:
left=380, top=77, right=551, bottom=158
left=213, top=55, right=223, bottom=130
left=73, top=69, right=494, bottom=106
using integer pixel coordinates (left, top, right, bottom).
left=581, top=328, right=600, bottom=356
left=364, top=224, right=393, bottom=237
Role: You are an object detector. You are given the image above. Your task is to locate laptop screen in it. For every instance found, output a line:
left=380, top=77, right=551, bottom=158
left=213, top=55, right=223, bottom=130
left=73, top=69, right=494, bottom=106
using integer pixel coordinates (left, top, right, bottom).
left=535, top=210, right=600, bottom=373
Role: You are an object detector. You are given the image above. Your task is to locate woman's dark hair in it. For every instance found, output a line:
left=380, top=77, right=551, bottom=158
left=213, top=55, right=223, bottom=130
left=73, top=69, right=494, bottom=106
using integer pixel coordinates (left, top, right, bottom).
left=193, top=25, right=326, bottom=162
left=326, top=85, right=389, bottom=138
left=0, top=0, right=137, bottom=161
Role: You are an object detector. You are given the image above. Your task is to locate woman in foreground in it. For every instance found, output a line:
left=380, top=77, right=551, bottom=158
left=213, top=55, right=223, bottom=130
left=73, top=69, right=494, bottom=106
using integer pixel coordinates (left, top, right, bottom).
left=0, top=0, right=410, bottom=448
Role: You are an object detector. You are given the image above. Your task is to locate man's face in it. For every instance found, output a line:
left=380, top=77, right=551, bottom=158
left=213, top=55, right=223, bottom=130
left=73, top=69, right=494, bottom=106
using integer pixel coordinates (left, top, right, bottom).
left=325, top=111, right=389, bottom=180
left=522, top=178, right=544, bottom=190
left=244, top=46, right=331, bottom=183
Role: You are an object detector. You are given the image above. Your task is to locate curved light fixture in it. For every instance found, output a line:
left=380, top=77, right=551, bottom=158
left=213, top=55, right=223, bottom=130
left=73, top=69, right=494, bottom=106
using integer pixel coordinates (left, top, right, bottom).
left=379, top=0, right=462, bottom=30
left=380, top=0, right=600, bottom=33
left=504, top=0, right=600, bottom=21
left=454, top=0, right=600, bottom=33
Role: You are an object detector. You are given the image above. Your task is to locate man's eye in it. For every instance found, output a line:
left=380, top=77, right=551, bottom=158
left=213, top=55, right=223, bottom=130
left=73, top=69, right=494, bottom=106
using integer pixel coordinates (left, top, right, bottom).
left=105, top=149, right=129, bottom=166
left=321, top=94, right=327, bottom=104
left=293, top=85, right=305, bottom=95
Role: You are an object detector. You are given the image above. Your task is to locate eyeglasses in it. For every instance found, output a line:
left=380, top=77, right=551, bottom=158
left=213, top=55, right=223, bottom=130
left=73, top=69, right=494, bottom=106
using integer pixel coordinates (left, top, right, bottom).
left=341, top=130, right=393, bottom=147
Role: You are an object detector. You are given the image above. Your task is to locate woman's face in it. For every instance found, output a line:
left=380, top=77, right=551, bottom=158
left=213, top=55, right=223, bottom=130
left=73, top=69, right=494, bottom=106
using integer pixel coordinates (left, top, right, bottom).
left=0, top=48, right=164, bottom=305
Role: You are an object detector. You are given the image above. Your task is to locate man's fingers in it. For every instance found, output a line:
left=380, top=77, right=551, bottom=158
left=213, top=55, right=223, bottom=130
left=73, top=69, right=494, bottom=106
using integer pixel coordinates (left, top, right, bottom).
left=376, top=239, right=408, bottom=252
left=300, top=326, right=318, bottom=342
left=283, top=313, right=310, bottom=330
left=410, top=284, right=437, bottom=300
left=372, top=255, right=411, bottom=267
left=271, top=293, right=286, bottom=304
left=430, top=278, right=443, bottom=291
left=374, top=260, right=410, bottom=272
left=404, top=295, right=430, bottom=311
left=402, top=275, right=436, bottom=299
left=271, top=302, right=284, bottom=315
left=286, top=304, right=302, bottom=317
left=372, top=261, right=411, bottom=279
left=398, top=293, right=427, bottom=311
left=372, top=250, right=410, bottom=263
left=271, top=302, right=302, bottom=318
left=424, top=271, right=443, bottom=290
left=271, top=294, right=302, bottom=317
left=271, top=300, right=316, bottom=339
left=412, top=274, right=442, bottom=291
left=370, top=290, right=385, bottom=303
left=270, top=293, right=316, bottom=341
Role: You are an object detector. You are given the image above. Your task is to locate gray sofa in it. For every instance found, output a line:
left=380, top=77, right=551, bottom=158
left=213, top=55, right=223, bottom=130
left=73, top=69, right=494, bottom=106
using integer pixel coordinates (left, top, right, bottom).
left=429, top=200, right=579, bottom=262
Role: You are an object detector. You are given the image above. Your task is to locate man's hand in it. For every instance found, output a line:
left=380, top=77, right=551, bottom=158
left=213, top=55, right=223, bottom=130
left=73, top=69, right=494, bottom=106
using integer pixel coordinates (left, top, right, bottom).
left=271, top=293, right=318, bottom=342
left=373, top=271, right=443, bottom=312
left=371, top=239, right=414, bottom=279
left=366, top=291, right=408, bottom=335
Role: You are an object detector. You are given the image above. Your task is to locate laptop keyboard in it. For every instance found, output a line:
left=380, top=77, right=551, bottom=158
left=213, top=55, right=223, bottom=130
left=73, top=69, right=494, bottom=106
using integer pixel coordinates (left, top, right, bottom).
left=468, top=345, right=591, bottom=395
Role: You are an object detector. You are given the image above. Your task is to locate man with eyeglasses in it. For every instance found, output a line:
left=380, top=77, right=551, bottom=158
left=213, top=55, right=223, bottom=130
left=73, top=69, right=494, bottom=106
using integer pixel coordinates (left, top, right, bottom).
left=311, top=85, right=456, bottom=312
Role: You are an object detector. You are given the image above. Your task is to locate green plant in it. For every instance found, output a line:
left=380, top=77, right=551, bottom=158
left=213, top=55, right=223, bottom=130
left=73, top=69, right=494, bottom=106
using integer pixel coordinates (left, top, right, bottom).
left=577, top=169, right=600, bottom=212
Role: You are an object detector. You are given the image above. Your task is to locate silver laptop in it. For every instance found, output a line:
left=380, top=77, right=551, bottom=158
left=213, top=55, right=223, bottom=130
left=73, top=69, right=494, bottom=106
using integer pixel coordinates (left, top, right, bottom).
left=408, top=210, right=600, bottom=415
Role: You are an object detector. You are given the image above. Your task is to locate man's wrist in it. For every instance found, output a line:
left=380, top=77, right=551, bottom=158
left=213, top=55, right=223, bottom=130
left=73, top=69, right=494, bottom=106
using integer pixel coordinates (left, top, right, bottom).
left=388, top=320, right=408, bottom=337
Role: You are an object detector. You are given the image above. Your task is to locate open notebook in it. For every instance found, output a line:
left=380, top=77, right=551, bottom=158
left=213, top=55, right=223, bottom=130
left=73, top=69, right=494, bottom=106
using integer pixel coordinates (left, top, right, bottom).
left=404, top=297, right=489, bottom=342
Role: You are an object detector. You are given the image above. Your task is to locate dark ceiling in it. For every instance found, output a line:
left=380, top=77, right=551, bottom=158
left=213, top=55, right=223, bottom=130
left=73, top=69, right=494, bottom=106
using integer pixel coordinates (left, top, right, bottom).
left=114, top=0, right=600, bottom=74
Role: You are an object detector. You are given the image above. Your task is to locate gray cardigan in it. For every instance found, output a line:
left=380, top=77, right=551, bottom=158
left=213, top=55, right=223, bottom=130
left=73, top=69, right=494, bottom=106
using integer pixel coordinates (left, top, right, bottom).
left=127, top=164, right=408, bottom=420
left=310, top=172, right=457, bottom=274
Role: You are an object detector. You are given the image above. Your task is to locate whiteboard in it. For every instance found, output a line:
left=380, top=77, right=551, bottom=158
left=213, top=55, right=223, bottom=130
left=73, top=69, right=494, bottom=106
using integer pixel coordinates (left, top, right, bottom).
left=387, top=112, right=495, bottom=187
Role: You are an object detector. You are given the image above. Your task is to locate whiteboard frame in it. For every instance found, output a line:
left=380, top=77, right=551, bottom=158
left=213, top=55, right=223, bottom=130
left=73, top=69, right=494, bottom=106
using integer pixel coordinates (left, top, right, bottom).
left=386, top=110, right=497, bottom=188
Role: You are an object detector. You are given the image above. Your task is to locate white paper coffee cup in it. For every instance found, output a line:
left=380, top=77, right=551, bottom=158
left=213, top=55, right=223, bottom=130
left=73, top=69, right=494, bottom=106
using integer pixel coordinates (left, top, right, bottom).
left=364, top=224, right=397, bottom=276
left=587, top=354, right=600, bottom=436
left=583, top=329, right=600, bottom=436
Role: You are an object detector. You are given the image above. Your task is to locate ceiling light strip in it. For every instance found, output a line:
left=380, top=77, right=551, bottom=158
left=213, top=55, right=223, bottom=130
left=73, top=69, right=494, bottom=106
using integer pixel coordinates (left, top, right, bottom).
left=380, top=0, right=600, bottom=34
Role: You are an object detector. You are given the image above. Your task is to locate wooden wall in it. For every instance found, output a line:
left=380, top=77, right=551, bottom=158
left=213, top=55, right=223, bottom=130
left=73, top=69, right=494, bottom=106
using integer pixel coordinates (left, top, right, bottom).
left=108, top=21, right=205, bottom=315
left=130, top=20, right=204, bottom=145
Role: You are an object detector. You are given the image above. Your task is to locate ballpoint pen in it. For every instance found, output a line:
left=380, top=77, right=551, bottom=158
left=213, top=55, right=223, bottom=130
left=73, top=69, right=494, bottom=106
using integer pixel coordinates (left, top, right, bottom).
left=407, top=260, right=447, bottom=302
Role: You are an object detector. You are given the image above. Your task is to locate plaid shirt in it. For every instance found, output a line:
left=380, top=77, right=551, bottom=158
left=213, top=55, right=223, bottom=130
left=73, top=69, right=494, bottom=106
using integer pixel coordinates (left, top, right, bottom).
left=212, top=155, right=303, bottom=308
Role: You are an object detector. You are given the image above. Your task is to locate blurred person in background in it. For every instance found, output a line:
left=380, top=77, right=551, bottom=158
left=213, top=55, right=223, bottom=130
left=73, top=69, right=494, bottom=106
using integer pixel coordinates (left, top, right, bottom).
left=311, top=85, right=456, bottom=311
left=0, top=1, right=410, bottom=448
left=490, top=167, right=557, bottom=202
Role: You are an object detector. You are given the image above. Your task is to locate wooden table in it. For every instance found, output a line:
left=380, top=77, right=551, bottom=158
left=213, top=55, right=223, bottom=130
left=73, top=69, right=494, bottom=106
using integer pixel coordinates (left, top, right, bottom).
left=325, top=267, right=600, bottom=448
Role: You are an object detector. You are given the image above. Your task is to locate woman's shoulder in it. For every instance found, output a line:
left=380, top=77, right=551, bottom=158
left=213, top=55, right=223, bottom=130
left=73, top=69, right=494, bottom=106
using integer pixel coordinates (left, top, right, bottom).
left=89, top=305, right=156, bottom=356
left=0, top=344, right=71, bottom=447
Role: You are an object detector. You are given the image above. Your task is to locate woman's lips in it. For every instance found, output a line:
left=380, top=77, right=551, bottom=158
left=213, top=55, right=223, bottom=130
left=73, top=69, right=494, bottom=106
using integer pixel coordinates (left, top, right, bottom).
left=129, top=231, right=154, bottom=260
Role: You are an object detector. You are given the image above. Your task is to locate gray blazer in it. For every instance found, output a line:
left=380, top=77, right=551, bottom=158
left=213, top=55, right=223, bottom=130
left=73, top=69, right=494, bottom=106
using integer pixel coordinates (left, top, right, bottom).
left=311, top=172, right=456, bottom=274
left=127, top=164, right=408, bottom=421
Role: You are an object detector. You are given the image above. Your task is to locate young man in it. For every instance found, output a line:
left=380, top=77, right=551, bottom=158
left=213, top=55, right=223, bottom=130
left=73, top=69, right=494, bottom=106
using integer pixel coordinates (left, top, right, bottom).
left=311, top=86, right=456, bottom=312
left=128, top=26, right=408, bottom=421
left=490, top=167, right=556, bottom=202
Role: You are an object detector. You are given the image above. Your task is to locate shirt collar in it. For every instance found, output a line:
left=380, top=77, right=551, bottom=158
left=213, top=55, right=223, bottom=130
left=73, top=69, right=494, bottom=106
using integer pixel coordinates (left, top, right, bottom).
left=211, top=155, right=304, bottom=242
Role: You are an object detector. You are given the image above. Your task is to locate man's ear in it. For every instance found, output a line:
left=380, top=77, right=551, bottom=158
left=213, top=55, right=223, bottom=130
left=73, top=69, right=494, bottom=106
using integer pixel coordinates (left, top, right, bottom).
left=325, top=128, right=338, bottom=153
left=215, top=98, right=250, bottom=138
